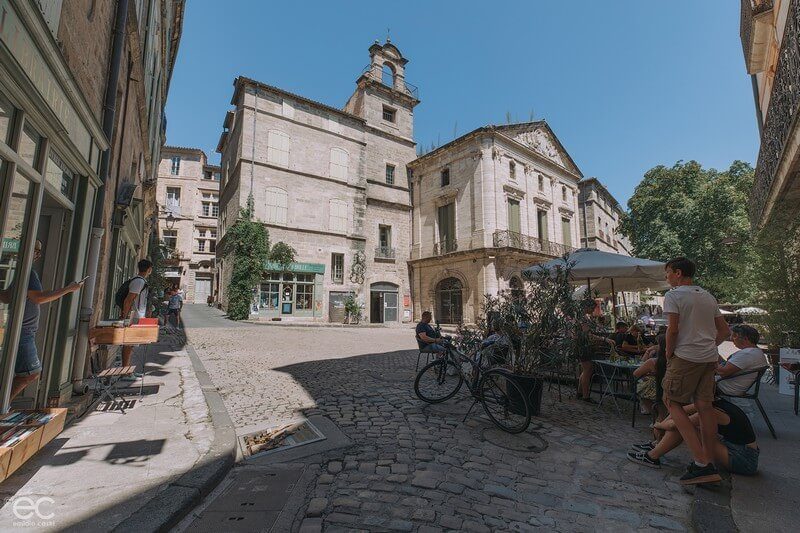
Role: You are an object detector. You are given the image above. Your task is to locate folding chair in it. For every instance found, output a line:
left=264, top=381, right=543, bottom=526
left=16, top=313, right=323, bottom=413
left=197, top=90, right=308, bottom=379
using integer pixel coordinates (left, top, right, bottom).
left=91, top=350, right=137, bottom=414
left=717, top=366, right=776, bottom=439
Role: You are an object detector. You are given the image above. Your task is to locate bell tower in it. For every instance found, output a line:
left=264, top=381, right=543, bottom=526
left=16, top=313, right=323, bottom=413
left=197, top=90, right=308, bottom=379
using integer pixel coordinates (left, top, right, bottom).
left=344, top=39, right=420, bottom=140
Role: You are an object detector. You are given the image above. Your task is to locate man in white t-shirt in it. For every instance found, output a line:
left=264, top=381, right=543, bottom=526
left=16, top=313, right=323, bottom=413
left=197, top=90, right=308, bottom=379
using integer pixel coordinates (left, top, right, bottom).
left=716, top=324, right=768, bottom=396
left=662, top=257, right=731, bottom=485
left=120, top=259, right=152, bottom=379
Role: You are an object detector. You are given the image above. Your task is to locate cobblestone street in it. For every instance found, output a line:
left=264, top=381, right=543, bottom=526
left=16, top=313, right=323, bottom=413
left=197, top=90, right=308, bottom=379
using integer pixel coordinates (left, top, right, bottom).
left=185, top=306, right=693, bottom=532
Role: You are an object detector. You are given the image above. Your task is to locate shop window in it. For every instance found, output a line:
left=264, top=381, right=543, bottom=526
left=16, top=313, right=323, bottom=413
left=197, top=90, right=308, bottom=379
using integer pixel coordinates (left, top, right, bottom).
left=19, top=123, right=42, bottom=169
left=295, top=279, right=314, bottom=310
left=332, top=253, right=344, bottom=284
left=267, top=130, right=290, bottom=167
left=385, top=164, right=395, bottom=185
left=45, top=151, right=74, bottom=200
left=170, top=156, right=181, bottom=175
left=259, top=280, right=280, bottom=310
left=0, top=92, right=14, bottom=145
left=265, top=187, right=288, bottom=224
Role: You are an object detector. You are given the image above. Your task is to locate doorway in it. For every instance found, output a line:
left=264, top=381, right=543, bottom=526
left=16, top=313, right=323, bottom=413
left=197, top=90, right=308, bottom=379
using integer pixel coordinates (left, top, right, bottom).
left=195, top=275, right=212, bottom=303
left=369, top=282, right=399, bottom=324
left=436, top=277, right=463, bottom=324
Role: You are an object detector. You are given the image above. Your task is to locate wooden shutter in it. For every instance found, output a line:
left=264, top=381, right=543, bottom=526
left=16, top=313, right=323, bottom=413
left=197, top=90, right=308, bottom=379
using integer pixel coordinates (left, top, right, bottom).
left=507, top=199, right=521, bottom=234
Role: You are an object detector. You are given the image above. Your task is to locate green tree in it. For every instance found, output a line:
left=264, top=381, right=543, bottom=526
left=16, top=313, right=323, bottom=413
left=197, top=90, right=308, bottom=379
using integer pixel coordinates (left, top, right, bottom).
left=754, top=222, right=800, bottom=345
left=269, top=241, right=296, bottom=271
left=621, top=160, right=757, bottom=303
left=222, top=203, right=270, bottom=320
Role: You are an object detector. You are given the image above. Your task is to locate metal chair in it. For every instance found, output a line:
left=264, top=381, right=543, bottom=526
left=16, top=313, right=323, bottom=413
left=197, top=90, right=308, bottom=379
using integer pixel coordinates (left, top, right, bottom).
left=416, top=345, right=444, bottom=371
left=716, top=366, right=776, bottom=439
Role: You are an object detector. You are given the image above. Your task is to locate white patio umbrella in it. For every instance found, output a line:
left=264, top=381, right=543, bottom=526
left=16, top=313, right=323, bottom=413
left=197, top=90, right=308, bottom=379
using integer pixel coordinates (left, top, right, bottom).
left=523, top=248, right=670, bottom=318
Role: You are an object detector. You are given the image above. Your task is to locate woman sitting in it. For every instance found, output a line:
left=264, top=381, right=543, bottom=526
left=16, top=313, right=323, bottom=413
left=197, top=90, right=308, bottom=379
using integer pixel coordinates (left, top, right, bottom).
left=633, top=334, right=667, bottom=418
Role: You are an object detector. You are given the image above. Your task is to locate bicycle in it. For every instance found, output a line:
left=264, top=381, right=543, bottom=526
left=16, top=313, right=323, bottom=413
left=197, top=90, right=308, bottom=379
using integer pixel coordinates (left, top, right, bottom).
left=414, top=337, right=531, bottom=433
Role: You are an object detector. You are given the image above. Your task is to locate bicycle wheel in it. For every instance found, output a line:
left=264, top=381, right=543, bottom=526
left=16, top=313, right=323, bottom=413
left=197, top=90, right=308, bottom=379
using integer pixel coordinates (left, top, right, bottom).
left=414, top=358, right=463, bottom=404
left=479, top=369, right=531, bottom=433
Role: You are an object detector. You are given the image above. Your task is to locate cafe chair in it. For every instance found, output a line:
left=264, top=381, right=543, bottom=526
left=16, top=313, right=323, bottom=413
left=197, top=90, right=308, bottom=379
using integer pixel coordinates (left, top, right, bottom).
left=716, top=366, right=776, bottom=439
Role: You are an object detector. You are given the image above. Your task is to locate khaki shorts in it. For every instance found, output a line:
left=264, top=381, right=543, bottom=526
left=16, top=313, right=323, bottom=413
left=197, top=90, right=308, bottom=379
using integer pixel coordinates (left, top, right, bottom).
left=662, top=356, right=716, bottom=404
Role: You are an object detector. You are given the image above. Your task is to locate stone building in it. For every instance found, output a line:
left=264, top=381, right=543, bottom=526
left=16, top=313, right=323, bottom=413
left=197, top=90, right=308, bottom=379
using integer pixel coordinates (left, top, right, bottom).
left=740, top=0, right=800, bottom=230
left=216, top=40, right=418, bottom=323
left=0, top=0, right=183, bottom=411
left=156, top=147, right=220, bottom=303
left=577, top=178, right=632, bottom=254
left=407, top=122, right=582, bottom=324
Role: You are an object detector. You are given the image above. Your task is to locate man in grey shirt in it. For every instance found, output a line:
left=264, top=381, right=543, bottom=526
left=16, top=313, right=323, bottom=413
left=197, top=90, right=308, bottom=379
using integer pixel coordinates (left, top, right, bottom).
left=120, top=259, right=152, bottom=378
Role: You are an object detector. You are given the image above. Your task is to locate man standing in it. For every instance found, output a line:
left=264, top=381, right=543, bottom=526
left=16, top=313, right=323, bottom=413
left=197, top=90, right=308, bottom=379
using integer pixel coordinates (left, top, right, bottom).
left=662, top=257, right=730, bottom=484
left=120, top=259, right=152, bottom=379
left=0, top=240, right=84, bottom=400
left=167, top=288, right=183, bottom=327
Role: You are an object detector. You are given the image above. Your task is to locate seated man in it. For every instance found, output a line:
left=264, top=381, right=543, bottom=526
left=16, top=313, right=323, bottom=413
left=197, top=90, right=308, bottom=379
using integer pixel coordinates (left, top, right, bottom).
left=716, top=324, right=768, bottom=396
left=416, top=311, right=445, bottom=353
left=620, top=324, right=647, bottom=355
left=627, top=397, right=759, bottom=477
left=611, top=321, right=629, bottom=348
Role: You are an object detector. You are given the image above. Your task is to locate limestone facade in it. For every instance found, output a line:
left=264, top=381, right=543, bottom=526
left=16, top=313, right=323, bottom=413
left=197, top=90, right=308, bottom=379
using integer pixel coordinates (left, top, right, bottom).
left=407, top=122, right=583, bottom=324
left=216, top=41, right=418, bottom=323
left=156, top=147, right=220, bottom=303
left=577, top=177, right=632, bottom=254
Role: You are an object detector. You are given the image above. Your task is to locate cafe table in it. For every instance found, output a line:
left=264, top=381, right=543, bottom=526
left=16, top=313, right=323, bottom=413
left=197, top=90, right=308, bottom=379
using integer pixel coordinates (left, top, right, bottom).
left=593, top=358, right=642, bottom=427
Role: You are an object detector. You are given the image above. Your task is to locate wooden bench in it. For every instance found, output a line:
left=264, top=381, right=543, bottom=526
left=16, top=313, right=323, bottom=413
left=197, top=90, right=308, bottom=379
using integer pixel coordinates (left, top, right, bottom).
left=95, top=365, right=137, bottom=412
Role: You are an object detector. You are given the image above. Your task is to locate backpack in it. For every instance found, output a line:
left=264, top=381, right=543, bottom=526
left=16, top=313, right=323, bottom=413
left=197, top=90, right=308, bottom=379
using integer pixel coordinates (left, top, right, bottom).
left=115, top=276, right=147, bottom=309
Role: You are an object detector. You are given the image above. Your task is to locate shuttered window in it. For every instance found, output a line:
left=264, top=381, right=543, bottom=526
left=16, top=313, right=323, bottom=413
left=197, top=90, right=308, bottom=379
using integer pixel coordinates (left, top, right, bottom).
left=265, top=187, right=288, bottom=224
left=562, top=217, right=572, bottom=247
left=267, top=130, right=290, bottom=167
left=329, top=148, right=348, bottom=180
left=507, top=199, right=521, bottom=234
left=329, top=199, right=348, bottom=233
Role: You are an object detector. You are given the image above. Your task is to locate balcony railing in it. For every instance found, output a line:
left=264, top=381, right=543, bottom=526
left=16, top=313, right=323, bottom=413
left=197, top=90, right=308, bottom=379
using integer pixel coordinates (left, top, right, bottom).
left=360, top=65, right=419, bottom=100
left=433, top=240, right=458, bottom=255
left=750, top=0, right=799, bottom=226
left=741, top=0, right=775, bottom=73
left=375, top=246, right=396, bottom=260
left=493, top=230, right=576, bottom=258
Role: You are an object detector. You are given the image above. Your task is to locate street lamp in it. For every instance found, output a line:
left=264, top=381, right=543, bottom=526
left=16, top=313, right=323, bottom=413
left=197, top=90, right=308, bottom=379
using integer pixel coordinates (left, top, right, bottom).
left=165, top=212, right=176, bottom=230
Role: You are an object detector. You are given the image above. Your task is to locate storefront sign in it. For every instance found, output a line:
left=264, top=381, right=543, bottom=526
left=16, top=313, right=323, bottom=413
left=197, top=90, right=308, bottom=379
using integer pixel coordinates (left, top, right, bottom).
left=263, top=261, right=325, bottom=274
left=0, top=0, right=92, bottom=161
left=2, top=238, right=19, bottom=253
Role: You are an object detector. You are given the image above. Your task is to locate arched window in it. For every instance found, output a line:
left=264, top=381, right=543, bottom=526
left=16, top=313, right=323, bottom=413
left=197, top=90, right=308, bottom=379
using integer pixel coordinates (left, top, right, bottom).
left=381, top=63, right=395, bottom=88
left=265, top=187, right=288, bottom=224
left=329, top=148, right=348, bottom=181
left=329, top=199, right=348, bottom=233
left=267, top=130, right=290, bottom=167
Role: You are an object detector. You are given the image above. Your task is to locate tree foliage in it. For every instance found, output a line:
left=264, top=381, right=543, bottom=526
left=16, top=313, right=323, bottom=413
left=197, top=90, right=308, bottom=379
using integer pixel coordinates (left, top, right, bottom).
left=223, top=205, right=270, bottom=320
left=753, top=222, right=800, bottom=345
left=269, top=241, right=296, bottom=271
left=620, top=160, right=757, bottom=303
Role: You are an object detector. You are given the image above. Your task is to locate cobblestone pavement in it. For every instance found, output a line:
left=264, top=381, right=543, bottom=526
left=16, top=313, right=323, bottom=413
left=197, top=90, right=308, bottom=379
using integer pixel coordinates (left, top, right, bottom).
left=186, top=308, right=693, bottom=532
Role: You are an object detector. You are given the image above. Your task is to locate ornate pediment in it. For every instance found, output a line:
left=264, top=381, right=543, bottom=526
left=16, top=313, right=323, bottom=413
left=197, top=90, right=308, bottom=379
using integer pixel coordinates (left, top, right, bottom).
left=515, top=128, right=565, bottom=167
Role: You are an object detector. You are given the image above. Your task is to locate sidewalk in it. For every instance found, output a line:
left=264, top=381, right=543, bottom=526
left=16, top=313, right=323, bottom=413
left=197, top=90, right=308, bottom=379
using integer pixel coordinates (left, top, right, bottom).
left=0, top=330, right=234, bottom=531
left=728, top=381, right=800, bottom=533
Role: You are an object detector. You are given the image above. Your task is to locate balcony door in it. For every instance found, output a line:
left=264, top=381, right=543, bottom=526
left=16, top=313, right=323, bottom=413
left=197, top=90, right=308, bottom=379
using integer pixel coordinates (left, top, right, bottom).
left=507, top=198, right=521, bottom=234
left=437, top=202, right=455, bottom=251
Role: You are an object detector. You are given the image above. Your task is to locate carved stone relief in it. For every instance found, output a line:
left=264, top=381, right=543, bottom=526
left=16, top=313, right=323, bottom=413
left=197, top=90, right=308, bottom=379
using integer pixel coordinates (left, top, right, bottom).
left=517, top=129, right=564, bottom=166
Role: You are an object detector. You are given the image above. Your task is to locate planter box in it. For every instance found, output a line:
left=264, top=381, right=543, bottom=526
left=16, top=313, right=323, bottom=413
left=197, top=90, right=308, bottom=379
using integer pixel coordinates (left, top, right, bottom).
left=509, top=374, right=543, bottom=417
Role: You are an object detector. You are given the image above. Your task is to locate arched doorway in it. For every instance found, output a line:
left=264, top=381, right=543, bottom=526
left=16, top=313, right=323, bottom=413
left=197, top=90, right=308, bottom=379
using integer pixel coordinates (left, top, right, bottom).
left=370, top=281, right=399, bottom=323
left=436, top=277, right=463, bottom=324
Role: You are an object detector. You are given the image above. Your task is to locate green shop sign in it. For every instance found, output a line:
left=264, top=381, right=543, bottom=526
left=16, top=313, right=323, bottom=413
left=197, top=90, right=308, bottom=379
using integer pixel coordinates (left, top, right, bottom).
left=2, top=238, right=20, bottom=253
left=264, top=261, right=325, bottom=274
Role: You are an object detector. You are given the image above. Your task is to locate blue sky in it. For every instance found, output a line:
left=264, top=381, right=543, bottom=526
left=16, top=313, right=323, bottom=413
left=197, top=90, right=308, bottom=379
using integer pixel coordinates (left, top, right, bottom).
left=165, top=0, right=758, bottom=205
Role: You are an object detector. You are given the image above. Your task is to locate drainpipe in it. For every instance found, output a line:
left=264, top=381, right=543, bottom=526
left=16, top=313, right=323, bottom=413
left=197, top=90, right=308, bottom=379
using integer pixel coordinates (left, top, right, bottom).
left=751, top=74, right=763, bottom=136
left=72, top=0, right=129, bottom=394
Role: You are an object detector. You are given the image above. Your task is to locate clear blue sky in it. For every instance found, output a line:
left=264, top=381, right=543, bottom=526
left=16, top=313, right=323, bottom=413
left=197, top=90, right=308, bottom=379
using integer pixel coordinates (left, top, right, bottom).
left=165, top=0, right=758, bottom=206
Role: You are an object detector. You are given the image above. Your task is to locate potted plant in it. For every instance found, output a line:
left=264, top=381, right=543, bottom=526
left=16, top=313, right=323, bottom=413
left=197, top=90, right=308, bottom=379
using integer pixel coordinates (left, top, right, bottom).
left=456, top=258, right=592, bottom=415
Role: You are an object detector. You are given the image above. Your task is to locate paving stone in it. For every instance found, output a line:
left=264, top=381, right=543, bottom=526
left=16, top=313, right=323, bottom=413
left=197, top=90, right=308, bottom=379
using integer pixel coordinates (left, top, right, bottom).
left=299, top=517, right=323, bottom=533
left=439, top=515, right=463, bottom=529
left=306, top=497, right=328, bottom=517
left=386, top=519, right=414, bottom=531
left=327, top=461, right=343, bottom=474
left=413, top=508, right=436, bottom=522
left=412, top=472, right=441, bottom=489
left=648, top=515, right=686, bottom=531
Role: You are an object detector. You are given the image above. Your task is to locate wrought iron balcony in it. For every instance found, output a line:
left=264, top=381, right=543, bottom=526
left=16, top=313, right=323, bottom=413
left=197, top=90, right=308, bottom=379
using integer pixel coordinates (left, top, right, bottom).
left=740, top=0, right=775, bottom=74
left=360, top=65, right=420, bottom=100
left=433, top=240, right=458, bottom=255
left=750, top=0, right=799, bottom=226
left=375, top=246, right=396, bottom=260
left=493, top=230, right=575, bottom=257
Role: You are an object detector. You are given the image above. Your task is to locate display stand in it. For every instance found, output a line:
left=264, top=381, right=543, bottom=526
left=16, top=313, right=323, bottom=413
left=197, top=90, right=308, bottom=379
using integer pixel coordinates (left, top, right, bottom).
left=0, top=408, right=67, bottom=482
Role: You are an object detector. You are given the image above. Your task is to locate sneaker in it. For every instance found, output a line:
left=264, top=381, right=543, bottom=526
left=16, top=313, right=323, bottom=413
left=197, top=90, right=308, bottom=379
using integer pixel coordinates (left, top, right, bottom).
left=679, top=462, right=722, bottom=485
left=630, top=441, right=656, bottom=452
left=120, top=372, right=143, bottom=381
left=627, top=450, right=661, bottom=468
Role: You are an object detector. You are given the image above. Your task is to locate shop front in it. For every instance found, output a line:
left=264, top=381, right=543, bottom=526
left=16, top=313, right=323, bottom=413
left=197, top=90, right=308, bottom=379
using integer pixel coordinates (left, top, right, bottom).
left=0, top=0, right=107, bottom=412
left=254, top=262, right=324, bottom=320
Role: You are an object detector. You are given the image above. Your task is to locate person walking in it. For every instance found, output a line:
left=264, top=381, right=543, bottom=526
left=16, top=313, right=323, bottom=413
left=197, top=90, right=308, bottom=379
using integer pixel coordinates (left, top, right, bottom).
left=119, top=259, right=153, bottom=380
left=662, top=257, right=730, bottom=485
left=0, top=240, right=84, bottom=400
left=167, top=288, right=183, bottom=328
